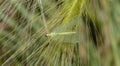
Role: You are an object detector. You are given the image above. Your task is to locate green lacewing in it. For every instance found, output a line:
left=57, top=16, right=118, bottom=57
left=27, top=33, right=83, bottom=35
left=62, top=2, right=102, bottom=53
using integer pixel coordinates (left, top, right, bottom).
left=46, top=32, right=76, bottom=37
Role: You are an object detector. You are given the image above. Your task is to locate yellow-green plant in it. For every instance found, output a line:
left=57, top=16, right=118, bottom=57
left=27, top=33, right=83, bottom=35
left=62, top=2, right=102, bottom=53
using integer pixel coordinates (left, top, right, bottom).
left=0, top=0, right=120, bottom=66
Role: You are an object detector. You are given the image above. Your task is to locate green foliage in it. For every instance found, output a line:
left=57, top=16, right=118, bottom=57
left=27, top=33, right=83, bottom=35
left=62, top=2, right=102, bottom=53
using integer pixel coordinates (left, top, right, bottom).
left=0, top=0, right=120, bottom=66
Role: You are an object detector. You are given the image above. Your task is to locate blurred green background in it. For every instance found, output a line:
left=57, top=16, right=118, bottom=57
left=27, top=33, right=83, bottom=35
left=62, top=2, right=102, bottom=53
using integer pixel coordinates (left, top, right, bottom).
left=0, top=0, right=120, bottom=66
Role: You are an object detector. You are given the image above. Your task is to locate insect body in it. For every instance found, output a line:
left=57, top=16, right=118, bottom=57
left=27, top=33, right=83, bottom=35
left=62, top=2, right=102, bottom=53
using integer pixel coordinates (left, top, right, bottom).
left=46, top=32, right=76, bottom=37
